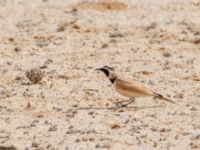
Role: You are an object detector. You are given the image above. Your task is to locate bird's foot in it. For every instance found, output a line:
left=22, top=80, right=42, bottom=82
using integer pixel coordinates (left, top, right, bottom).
left=119, top=104, right=128, bottom=108
left=116, top=98, right=135, bottom=108
left=115, top=101, right=126, bottom=108
left=115, top=100, right=134, bottom=108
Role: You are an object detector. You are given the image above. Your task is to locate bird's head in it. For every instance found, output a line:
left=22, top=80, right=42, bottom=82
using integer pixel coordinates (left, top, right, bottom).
left=96, top=66, right=117, bottom=83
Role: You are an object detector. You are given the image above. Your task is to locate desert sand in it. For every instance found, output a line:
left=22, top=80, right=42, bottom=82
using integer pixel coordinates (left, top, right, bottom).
left=0, top=0, right=200, bottom=149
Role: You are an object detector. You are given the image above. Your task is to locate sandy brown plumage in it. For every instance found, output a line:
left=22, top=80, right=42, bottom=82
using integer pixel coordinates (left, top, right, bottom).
left=96, top=66, right=175, bottom=106
left=114, top=77, right=153, bottom=97
left=115, top=76, right=175, bottom=104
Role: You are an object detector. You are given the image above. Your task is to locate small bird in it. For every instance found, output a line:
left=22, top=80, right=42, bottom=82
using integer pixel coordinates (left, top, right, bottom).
left=96, top=66, right=175, bottom=107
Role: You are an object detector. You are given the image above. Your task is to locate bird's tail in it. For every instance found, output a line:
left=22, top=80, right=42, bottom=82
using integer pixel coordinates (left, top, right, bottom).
left=153, top=92, right=175, bottom=104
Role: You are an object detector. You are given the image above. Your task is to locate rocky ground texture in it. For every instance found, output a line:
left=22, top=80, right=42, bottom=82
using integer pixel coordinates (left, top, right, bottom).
left=0, top=0, right=200, bottom=149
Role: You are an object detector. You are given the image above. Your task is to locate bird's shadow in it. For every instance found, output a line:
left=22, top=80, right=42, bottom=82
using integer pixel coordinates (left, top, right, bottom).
left=77, top=105, right=165, bottom=111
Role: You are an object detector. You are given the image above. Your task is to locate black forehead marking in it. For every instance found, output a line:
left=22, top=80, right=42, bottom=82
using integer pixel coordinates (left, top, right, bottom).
left=100, top=68, right=109, bottom=77
left=103, top=66, right=113, bottom=70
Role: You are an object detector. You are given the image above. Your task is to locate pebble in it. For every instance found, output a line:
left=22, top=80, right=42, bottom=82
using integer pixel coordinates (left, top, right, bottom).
left=163, top=52, right=171, bottom=57
left=191, top=35, right=200, bottom=44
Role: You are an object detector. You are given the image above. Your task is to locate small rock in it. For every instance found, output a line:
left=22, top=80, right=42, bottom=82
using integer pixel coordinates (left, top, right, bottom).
left=191, top=35, right=200, bottom=44
left=72, top=104, right=78, bottom=107
left=15, top=76, right=23, bottom=81
left=45, top=59, right=53, bottom=65
left=40, top=64, right=48, bottom=69
left=110, top=124, right=120, bottom=129
left=89, top=138, right=95, bottom=141
left=8, top=37, right=14, bottom=42
left=145, top=22, right=157, bottom=30
left=163, top=52, right=171, bottom=57
left=48, top=125, right=57, bottom=132
left=110, top=39, right=117, bottom=43
left=32, top=142, right=39, bottom=148
left=36, top=114, right=44, bottom=118
left=160, top=128, right=167, bottom=132
left=25, top=102, right=31, bottom=109
left=153, top=141, right=157, bottom=147
left=72, top=24, right=80, bottom=29
left=101, top=44, right=109, bottom=48
left=0, top=145, right=17, bottom=150
left=25, top=68, right=44, bottom=84
left=46, top=144, right=51, bottom=149
left=186, top=104, right=190, bottom=107
left=142, top=71, right=152, bottom=75
left=14, top=46, right=21, bottom=52
left=57, top=20, right=77, bottom=32
left=192, top=0, right=200, bottom=6
left=82, top=137, right=88, bottom=142
left=52, top=107, right=62, bottom=112
left=140, top=134, right=147, bottom=138
left=190, top=106, right=197, bottom=111
left=109, top=32, right=124, bottom=38
left=57, top=23, right=67, bottom=32
left=148, top=80, right=155, bottom=85
left=88, top=111, right=94, bottom=115
left=195, top=135, right=200, bottom=139
left=95, top=143, right=110, bottom=149
left=175, top=135, right=179, bottom=139
left=6, top=61, right=12, bottom=65
left=150, top=127, right=157, bottom=132
left=174, top=93, right=184, bottom=99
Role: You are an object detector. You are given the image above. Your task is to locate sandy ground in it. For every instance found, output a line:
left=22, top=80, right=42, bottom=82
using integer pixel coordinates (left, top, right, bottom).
left=0, top=0, right=200, bottom=149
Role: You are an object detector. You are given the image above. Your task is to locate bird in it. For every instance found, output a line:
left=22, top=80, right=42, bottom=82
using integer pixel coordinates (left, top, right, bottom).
left=96, top=66, right=175, bottom=107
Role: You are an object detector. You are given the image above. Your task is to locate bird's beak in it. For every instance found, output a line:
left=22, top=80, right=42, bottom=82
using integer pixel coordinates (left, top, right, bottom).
left=95, top=68, right=101, bottom=71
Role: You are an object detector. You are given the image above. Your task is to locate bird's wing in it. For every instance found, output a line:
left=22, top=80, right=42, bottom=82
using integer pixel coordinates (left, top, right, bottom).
left=116, top=77, right=153, bottom=96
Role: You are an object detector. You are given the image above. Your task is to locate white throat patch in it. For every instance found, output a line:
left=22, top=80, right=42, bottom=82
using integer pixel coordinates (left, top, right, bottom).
left=108, top=70, right=116, bottom=80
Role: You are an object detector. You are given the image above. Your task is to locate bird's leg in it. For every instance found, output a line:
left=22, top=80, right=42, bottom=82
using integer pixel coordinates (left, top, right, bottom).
left=115, top=100, right=131, bottom=107
left=115, top=100, right=131, bottom=104
left=121, top=97, right=135, bottom=107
